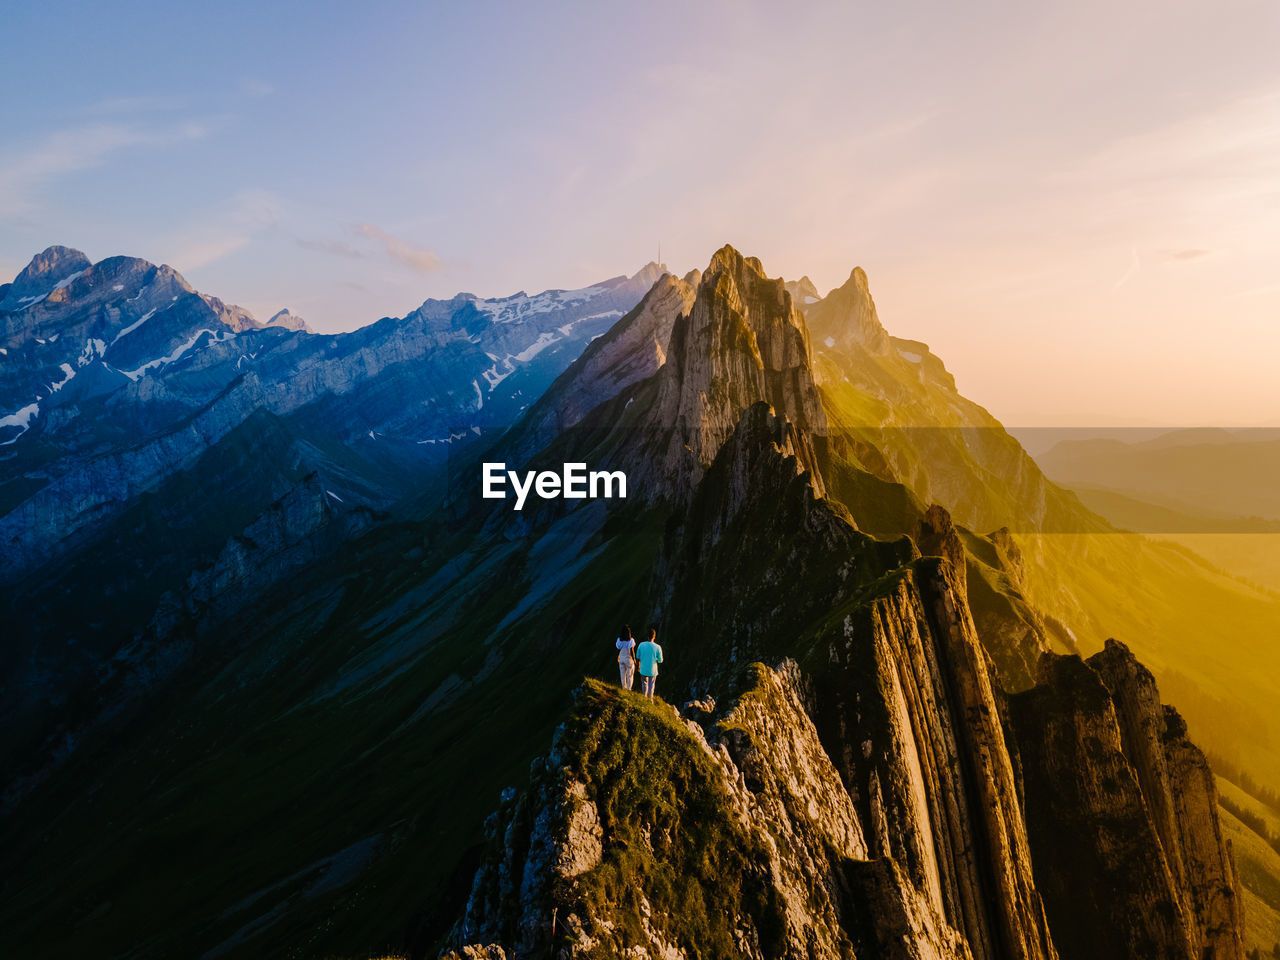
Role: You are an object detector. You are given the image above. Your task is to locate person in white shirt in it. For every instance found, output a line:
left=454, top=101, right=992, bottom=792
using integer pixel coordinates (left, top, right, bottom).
left=615, top=625, right=636, bottom=690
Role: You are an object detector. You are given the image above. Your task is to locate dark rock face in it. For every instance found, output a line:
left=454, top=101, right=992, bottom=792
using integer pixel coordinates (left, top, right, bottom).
left=1088, top=641, right=1245, bottom=960
left=1009, top=641, right=1244, bottom=960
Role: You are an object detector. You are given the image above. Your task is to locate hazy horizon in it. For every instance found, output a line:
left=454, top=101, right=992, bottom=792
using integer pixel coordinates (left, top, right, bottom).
left=3, top=0, right=1278, bottom=427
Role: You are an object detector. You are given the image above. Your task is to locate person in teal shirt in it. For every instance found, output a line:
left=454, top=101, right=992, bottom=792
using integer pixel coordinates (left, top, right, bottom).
left=635, top=628, right=663, bottom=699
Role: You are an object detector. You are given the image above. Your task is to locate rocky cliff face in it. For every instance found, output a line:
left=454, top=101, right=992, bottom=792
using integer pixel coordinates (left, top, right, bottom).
left=648, top=245, right=826, bottom=497
left=446, top=664, right=972, bottom=960
left=1009, top=641, right=1244, bottom=960
left=805, top=266, right=891, bottom=356
left=439, top=247, right=1243, bottom=960
left=502, top=269, right=699, bottom=465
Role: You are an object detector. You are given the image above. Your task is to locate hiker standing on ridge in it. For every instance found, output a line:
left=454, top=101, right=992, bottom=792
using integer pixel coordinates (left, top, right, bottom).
left=616, top=625, right=636, bottom=690
left=636, top=629, right=663, bottom=699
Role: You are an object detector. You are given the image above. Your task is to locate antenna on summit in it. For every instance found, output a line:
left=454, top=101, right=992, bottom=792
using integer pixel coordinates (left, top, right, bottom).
left=658, top=241, right=662, bottom=269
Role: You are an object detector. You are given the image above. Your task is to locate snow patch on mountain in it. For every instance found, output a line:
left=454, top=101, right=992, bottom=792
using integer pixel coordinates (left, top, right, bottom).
left=475, top=285, right=610, bottom=324
left=0, top=401, right=40, bottom=444
left=50, top=363, right=76, bottom=392
left=416, top=430, right=473, bottom=445
left=482, top=356, right=516, bottom=391
left=110, top=308, right=158, bottom=347
left=122, top=328, right=233, bottom=380
left=77, top=339, right=106, bottom=366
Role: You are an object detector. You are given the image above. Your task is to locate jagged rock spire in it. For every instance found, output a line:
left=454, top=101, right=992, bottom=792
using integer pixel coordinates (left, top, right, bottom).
left=651, top=244, right=826, bottom=490
left=806, top=264, right=891, bottom=355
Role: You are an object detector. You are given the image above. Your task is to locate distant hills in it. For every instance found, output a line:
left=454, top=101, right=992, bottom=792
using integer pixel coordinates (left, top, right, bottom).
left=1033, top=428, right=1280, bottom=524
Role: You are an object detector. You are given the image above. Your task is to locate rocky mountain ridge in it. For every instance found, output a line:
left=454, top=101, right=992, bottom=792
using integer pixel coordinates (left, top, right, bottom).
left=0, top=243, right=1261, bottom=960
left=437, top=246, right=1243, bottom=960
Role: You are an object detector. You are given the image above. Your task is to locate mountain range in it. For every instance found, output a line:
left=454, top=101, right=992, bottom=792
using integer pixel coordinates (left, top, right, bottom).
left=1, top=244, right=1276, bottom=959
left=1, top=247, right=664, bottom=765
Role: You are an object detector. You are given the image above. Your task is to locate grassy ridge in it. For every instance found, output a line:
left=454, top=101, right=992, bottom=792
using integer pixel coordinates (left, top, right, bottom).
left=556, top=679, right=786, bottom=958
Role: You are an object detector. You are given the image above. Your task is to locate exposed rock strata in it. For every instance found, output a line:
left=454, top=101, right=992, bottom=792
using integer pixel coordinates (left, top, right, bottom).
left=447, top=665, right=971, bottom=960
left=1009, top=641, right=1244, bottom=960
left=649, top=245, right=826, bottom=496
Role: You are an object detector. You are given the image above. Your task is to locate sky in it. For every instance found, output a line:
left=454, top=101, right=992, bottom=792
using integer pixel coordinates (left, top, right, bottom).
left=1, top=0, right=1277, bottom=426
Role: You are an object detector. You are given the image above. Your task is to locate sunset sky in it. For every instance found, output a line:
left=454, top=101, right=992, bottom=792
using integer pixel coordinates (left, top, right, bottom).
left=2, top=0, right=1277, bottom=426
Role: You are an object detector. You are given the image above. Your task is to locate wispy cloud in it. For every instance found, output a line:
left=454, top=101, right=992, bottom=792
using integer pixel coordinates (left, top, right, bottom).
left=0, top=121, right=208, bottom=217
left=350, top=223, right=441, bottom=273
left=1166, top=248, right=1212, bottom=261
left=165, top=188, right=283, bottom=272
left=295, top=235, right=365, bottom=259
left=170, top=235, right=253, bottom=271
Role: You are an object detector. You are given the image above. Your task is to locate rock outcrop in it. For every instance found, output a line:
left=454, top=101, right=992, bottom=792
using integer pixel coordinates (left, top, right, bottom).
left=502, top=269, right=698, bottom=465
left=912, top=503, right=968, bottom=594
left=805, top=266, right=891, bottom=356
left=804, top=556, right=1056, bottom=960
left=0, top=245, right=92, bottom=311
left=649, top=245, right=827, bottom=496
left=447, top=665, right=970, bottom=960
left=785, top=274, right=822, bottom=306
left=266, top=308, right=313, bottom=333
left=1009, top=641, right=1244, bottom=960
